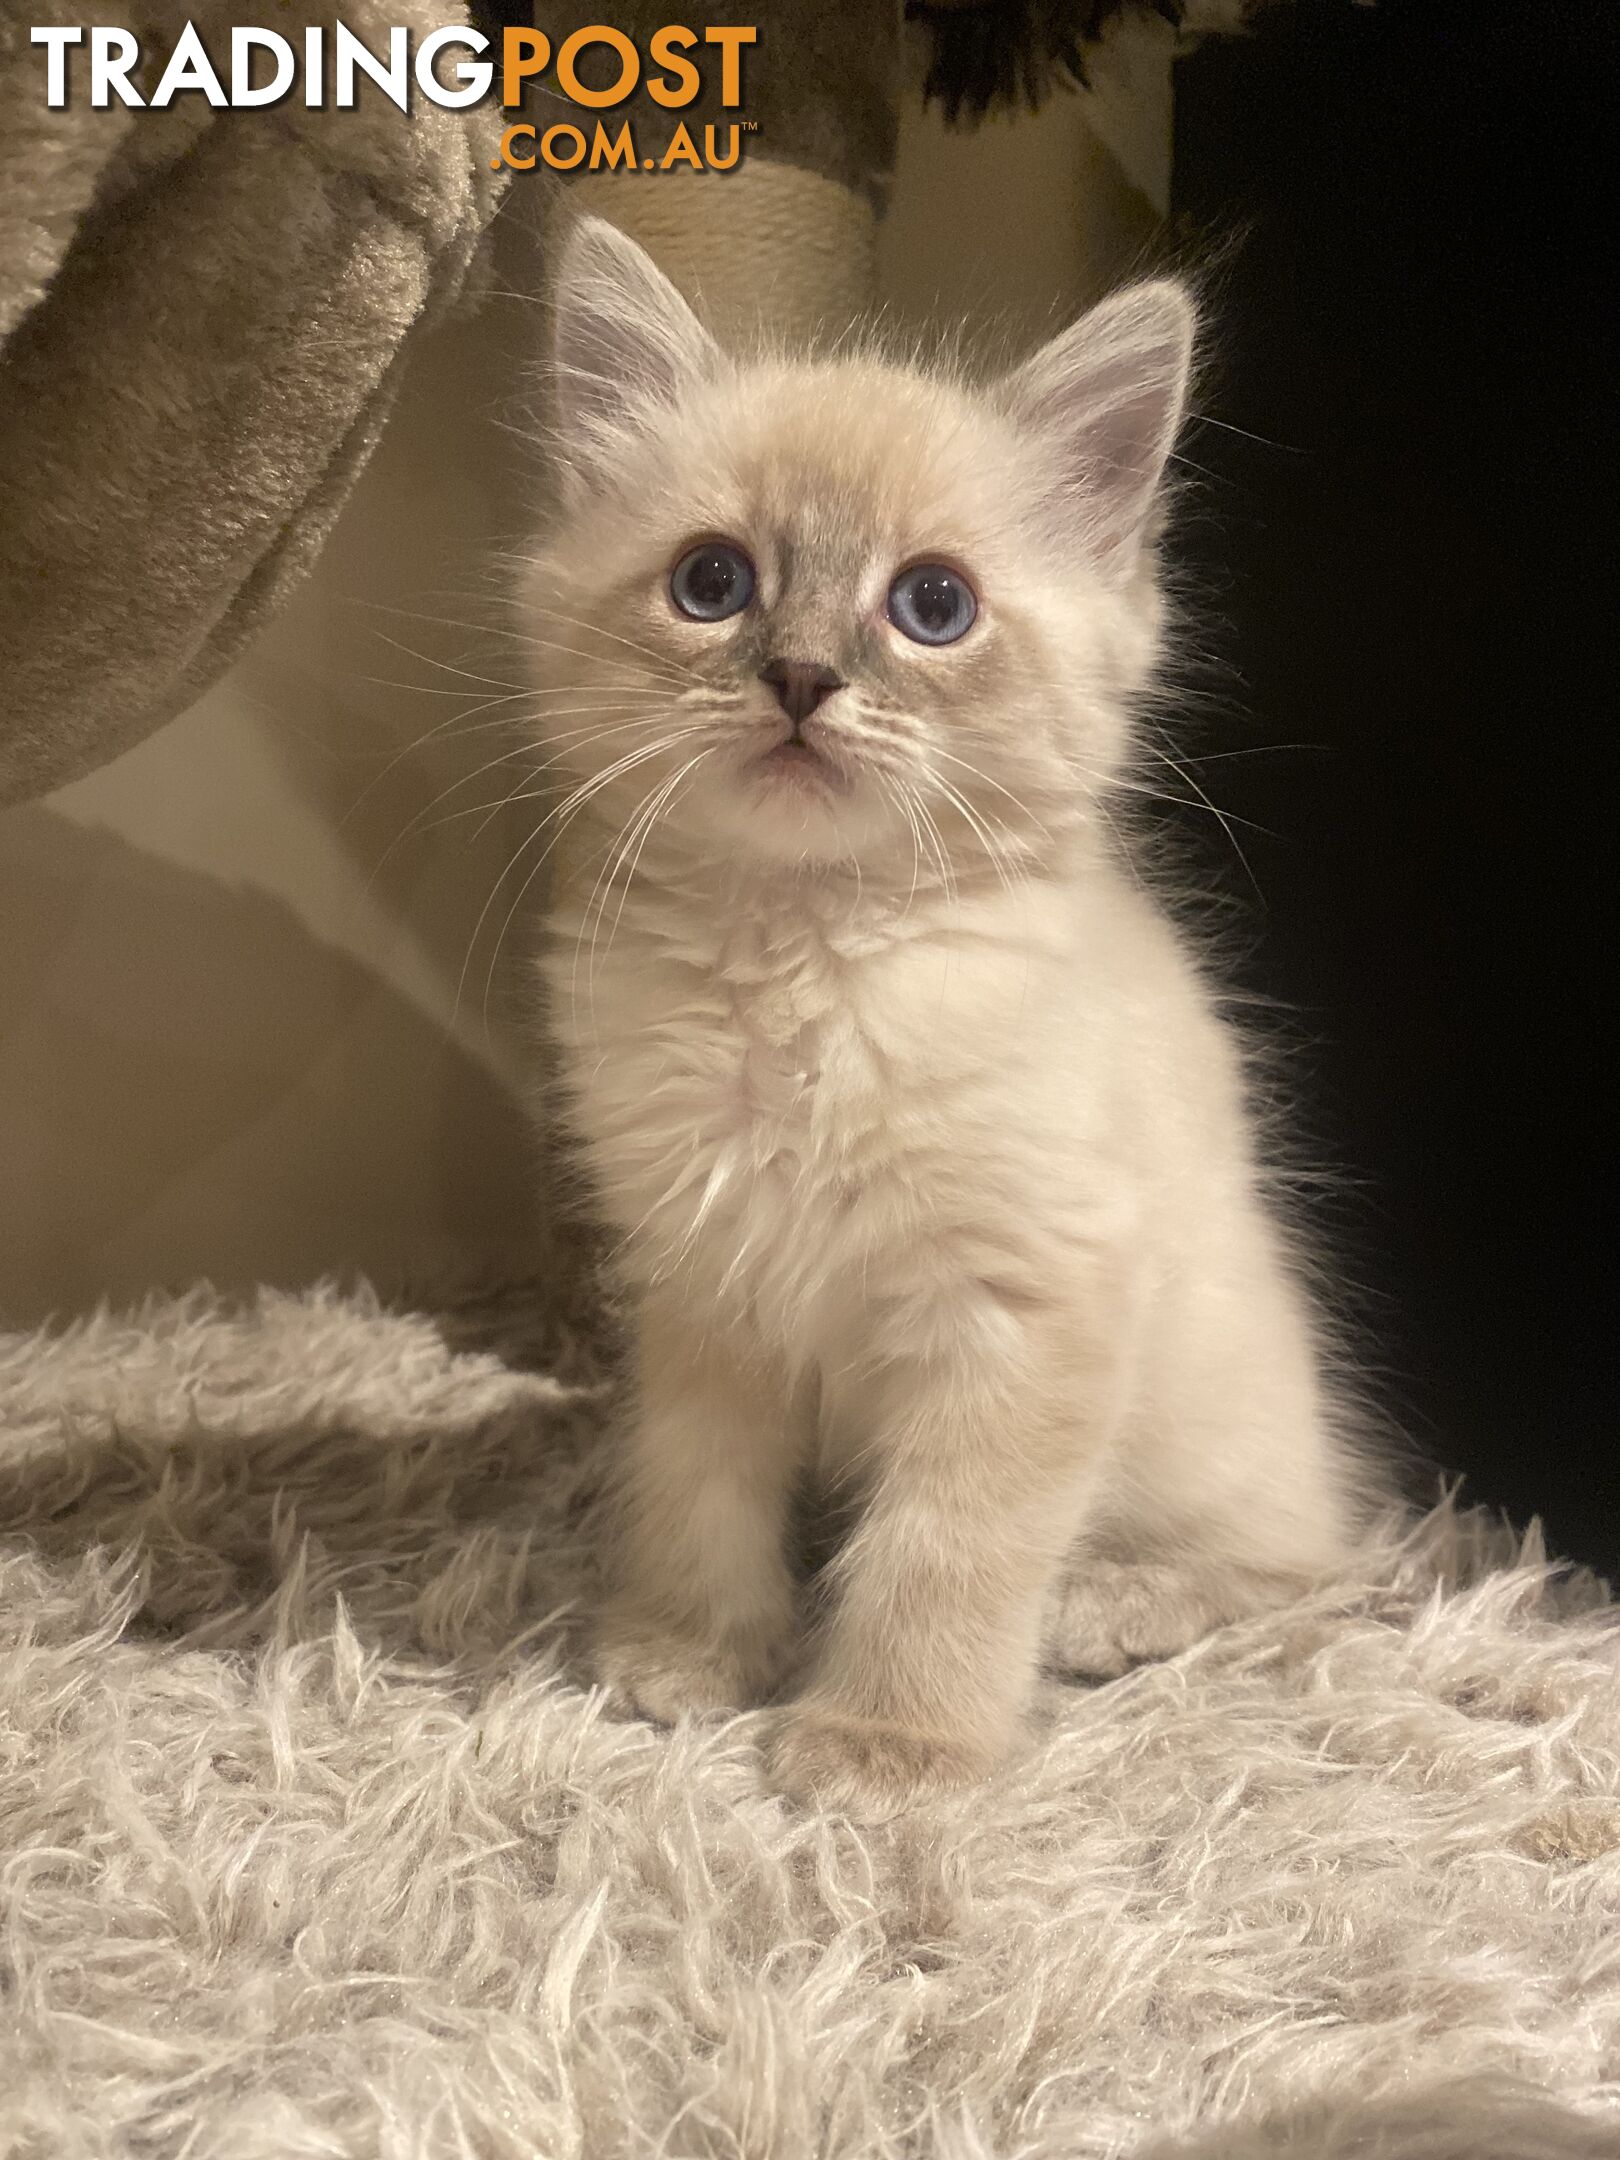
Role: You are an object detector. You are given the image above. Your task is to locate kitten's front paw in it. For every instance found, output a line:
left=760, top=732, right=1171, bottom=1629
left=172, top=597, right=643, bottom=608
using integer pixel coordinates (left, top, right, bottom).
left=594, top=1620, right=788, bottom=1726
left=766, top=1704, right=999, bottom=1820
left=1044, top=1557, right=1305, bottom=1679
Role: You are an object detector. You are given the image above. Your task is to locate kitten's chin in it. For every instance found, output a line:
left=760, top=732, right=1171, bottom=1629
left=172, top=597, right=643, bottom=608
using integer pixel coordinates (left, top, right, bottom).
left=705, top=760, right=876, bottom=867
left=754, top=740, right=847, bottom=791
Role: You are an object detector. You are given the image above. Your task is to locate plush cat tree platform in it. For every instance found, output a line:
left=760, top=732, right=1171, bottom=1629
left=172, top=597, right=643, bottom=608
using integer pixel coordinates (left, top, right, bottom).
left=1, top=1279, right=1616, bottom=2157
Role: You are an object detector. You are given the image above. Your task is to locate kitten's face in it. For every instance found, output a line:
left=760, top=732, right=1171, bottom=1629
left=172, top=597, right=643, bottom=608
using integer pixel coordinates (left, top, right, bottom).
left=520, top=224, right=1192, bottom=880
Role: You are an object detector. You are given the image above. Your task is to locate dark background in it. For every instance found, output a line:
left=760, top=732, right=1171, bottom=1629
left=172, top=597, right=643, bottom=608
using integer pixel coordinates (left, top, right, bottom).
left=1171, top=0, right=1614, bottom=1569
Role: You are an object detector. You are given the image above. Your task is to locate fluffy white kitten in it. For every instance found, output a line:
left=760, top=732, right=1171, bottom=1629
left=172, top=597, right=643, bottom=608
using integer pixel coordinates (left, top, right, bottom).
left=518, top=217, right=1368, bottom=1818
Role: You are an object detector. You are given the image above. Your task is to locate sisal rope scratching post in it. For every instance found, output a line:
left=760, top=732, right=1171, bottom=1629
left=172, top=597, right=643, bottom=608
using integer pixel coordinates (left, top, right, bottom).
left=534, top=2, right=899, bottom=341
left=564, top=162, right=881, bottom=348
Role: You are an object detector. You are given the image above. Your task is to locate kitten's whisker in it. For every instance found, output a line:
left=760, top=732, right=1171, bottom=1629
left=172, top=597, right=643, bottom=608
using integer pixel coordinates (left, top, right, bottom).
left=930, top=773, right=1026, bottom=900
left=897, top=786, right=936, bottom=916
left=386, top=724, right=666, bottom=860
left=519, top=638, right=689, bottom=695
left=341, top=685, right=548, bottom=825
left=1108, top=773, right=1273, bottom=832
left=466, top=732, right=703, bottom=1036
left=358, top=595, right=686, bottom=685
left=352, top=673, right=658, bottom=708
left=457, top=744, right=667, bottom=1023
left=347, top=676, right=533, bottom=702
left=369, top=749, right=546, bottom=880
left=508, top=632, right=686, bottom=691
left=341, top=669, right=670, bottom=829
left=360, top=598, right=689, bottom=701
left=571, top=795, right=659, bottom=1032
left=366, top=709, right=679, bottom=874
left=439, top=774, right=551, bottom=838
left=569, top=752, right=690, bottom=1030
left=571, top=764, right=688, bottom=1023
left=467, top=713, right=687, bottom=839
left=1166, top=449, right=1226, bottom=486
left=586, top=751, right=712, bottom=1017
left=605, top=753, right=711, bottom=955
left=910, top=788, right=958, bottom=910
left=1092, top=794, right=1147, bottom=891
left=1109, top=758, right=1277, bottom=899
left=363, top=625, right=527, bottom=696
left=1186, top=409, right=1305, bottom=454
left=929, top=744, right=1053, bottom=843
left=519, top=603, right=702, bottom=685
left=1169, top=743, right=1325, bottom=764
left=873, top=773, right=923, bottom=920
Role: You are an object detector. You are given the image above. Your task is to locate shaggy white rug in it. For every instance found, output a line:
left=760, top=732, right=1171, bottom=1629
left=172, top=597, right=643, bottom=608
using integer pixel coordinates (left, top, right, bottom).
left=1, top=1280, right=1617, bottom=2160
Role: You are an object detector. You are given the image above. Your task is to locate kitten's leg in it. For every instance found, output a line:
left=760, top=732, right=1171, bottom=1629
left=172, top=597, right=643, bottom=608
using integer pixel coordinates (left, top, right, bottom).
left=1043, top=1550, right=1321, bottom=1679
left=768, top=1281, right=1122, bottom=1817
left=596, top=1291, right=798, bottom=1722
left=1045, top=1349, right=1358, bottom=1679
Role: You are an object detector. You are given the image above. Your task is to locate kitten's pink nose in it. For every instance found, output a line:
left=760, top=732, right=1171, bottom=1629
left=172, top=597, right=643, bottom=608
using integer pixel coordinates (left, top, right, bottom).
left=759, top=657, right=844, bottom=728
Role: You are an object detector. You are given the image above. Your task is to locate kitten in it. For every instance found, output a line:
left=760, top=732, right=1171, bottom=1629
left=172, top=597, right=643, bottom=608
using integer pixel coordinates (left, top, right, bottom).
left=518, top=217, right=1368, bottom=1818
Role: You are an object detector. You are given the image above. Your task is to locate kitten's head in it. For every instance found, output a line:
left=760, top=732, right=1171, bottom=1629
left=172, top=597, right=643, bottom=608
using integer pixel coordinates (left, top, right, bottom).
left=518, top=218, right=1193, bottom=880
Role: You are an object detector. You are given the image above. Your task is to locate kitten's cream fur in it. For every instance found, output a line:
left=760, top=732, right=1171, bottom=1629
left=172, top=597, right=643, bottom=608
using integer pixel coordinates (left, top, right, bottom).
left=519, top=220, right=1367, bottom=1817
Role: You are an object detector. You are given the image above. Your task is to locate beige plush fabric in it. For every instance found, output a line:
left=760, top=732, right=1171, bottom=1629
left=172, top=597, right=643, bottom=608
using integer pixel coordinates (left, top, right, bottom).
left=0, top=3, right=504, bottom=805
left=1, top=1, right=901, bottom=806
left=1, top=1278, right=1617, bottom=2157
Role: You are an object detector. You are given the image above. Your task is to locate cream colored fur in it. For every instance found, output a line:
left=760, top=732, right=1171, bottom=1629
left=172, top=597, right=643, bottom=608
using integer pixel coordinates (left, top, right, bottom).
left=520, top=221, right=1373, bottom=1817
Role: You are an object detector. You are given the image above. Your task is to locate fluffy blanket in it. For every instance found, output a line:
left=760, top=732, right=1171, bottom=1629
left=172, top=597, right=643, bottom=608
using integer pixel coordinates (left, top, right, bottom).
left=1, top=1278, right=1616, bottom=2157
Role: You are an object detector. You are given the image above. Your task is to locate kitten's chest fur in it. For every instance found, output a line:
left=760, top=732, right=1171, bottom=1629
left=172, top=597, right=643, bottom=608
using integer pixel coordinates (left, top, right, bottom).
left=543, top=874, right=1049, bottom=1334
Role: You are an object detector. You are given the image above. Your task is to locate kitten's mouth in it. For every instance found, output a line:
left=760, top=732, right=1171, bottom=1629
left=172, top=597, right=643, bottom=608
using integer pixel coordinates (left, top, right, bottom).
left=753, top=732, right=850, bottom=795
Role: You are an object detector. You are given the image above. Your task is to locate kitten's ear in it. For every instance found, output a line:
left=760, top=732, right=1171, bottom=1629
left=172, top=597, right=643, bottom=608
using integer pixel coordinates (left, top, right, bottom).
left=550, top=217, right=719, bottom=489
left=999, top=281, right=1195, bottom=582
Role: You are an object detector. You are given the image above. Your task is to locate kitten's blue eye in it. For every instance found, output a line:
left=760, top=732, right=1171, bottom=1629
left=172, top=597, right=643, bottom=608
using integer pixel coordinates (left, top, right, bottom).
left=670, top=540, right=755, bottom=621
left=887, top=563, right=977, bottom=646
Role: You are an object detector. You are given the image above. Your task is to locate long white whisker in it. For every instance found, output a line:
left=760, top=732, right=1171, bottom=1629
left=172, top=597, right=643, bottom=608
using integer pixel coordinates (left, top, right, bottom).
left=928, top=743, right=1052, bottom=842
left=570, top=770, right=682, bottom=1030
left=1106, top=771, right=1275, bottom=833
left=356, top=597, right=694, bottom=691
left=931, top=772, right=1022, bottom=899
left=510, top=631, right=690, bottom=691
left=603, top=752, right=710, bottom=960
left=463, top=732, right=702, bottom=1034
left=345, top=691, right=677, bottom=828
left=1137, top=750, right=1268, bottom=901
left=1153, top=742, right=1324, bottom=765
left=876, top=773, right=925, bottom=920
left=911, top=787, right=958, bottom=910
left=578, top=750, right=711, bottom=1026
left=456, top=746, right=664, bottom=1025
left=364, top=626, right=526, bottom=696
left=519, top=603, right=702, bottom=684
left=367, top=709, right=683, bottom=874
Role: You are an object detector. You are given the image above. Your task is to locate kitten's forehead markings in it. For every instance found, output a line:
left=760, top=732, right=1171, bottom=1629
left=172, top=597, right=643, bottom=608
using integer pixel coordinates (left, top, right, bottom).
left=768, top=529, right=795, bottom=602
left=755, top=502, right=894, bottom=626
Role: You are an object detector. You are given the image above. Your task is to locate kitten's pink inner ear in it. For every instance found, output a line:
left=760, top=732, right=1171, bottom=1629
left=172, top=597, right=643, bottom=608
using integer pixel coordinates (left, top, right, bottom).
left=1002, top=281, right=1195, bottom=582
left=551, top=217, right=719, bottom=470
